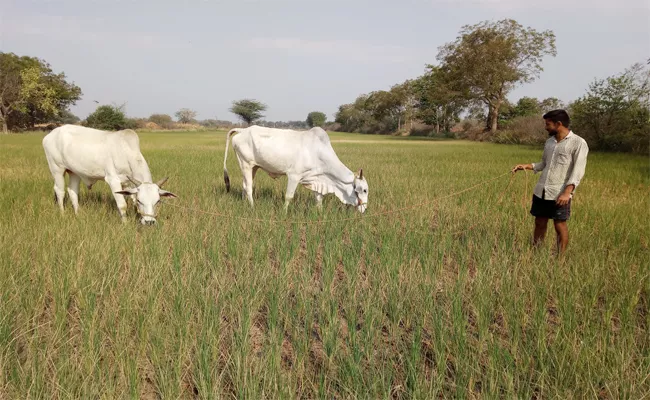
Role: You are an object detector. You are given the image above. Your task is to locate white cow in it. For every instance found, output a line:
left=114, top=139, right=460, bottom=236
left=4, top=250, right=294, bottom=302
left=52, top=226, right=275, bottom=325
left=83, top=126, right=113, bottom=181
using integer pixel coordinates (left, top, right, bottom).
left=223, top=125, right=368, bottom=212
left=42, top=124, right=177, bottom=225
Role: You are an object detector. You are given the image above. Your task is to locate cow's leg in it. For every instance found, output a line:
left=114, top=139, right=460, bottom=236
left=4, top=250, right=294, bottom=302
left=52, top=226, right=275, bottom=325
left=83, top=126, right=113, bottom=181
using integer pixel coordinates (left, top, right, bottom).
left=52, top=172, right=67, bottom=212
left=252, top=166, right=259, bottom=196
left=284, top=175, right=300, bottom=212
left=241, top=164, right=255, bottom=207
left=106, top=177, right=128, bottom=222
left=314, top=193, right=324, bottom=211
left=44, top=156, right=66, bottom=211
left=67, top=173, right=81, bottom=214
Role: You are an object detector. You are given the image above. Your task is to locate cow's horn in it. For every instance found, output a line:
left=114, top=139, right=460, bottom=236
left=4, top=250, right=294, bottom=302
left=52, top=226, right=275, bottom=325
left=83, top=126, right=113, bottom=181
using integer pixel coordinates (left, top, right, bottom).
left=156, top=177, right=169, bottom=187
left=127, top=176, right=142, bottom=186
left=358, top=168, right=363, bottom=179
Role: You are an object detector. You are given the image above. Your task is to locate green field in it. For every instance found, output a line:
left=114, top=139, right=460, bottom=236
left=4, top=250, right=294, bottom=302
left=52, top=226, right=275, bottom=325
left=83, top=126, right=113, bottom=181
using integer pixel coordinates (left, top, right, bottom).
left=0, top=130, right=648, bottom=398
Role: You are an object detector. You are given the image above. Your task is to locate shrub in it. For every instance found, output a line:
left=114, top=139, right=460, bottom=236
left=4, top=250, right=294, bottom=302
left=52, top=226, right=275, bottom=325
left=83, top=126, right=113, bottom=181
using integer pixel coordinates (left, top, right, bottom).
left=84, top=105, right=129, bottom=131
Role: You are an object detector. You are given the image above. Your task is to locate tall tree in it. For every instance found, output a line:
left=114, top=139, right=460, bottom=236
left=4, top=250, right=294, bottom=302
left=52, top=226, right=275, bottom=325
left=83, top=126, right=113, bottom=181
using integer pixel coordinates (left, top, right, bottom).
left=390, top=80, right=417, bottom=132
left=306, top=111, right=326, bottom=128
left=413, top=66, right=467, bottom=134
left=229, top=99, right=267, bottom=126
left=0, top=52, right=81, bottom=133
left=175, top=108, right=197, bottom=124
left=437, top=19, right=556, bottom=133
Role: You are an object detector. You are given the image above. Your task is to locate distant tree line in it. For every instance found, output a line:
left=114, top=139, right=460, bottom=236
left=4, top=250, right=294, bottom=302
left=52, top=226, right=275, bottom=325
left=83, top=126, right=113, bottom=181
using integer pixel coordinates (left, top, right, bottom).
left=3, top=19, right=647, bottom=153
left=334, top=19, right=649, bottom=153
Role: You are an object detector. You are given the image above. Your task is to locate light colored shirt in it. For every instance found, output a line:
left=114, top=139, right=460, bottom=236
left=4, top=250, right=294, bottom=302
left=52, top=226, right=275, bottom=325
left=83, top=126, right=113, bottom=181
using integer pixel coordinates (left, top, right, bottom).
left=532, top=131, right=589, bottom=200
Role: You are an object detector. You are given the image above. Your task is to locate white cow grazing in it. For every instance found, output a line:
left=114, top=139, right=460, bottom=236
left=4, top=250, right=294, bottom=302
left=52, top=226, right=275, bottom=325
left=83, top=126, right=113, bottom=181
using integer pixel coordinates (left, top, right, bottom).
left=42, top=124, right=177, bottom=225
left=223, top=125, right=368, bottom=212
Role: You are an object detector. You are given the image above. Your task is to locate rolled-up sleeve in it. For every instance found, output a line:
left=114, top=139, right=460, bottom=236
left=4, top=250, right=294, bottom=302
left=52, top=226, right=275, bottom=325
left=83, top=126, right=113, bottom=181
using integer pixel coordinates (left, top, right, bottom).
left=566, top=140, right=589, bottom=188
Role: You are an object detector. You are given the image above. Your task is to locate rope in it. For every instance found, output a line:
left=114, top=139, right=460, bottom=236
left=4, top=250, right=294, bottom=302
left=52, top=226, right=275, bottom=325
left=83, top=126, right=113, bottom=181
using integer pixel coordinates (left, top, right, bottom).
left=407, top=172, right=516, bottom=237
left=163, top=171, right=513, bottom=225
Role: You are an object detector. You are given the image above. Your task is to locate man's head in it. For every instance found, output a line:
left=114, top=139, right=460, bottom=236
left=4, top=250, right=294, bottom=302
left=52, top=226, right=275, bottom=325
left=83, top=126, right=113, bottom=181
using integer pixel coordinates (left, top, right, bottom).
left=543, top=109, right=570, bottom=137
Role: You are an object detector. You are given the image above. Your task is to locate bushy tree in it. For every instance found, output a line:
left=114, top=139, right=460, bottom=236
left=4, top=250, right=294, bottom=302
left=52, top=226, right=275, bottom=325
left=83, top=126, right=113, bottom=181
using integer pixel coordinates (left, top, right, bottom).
left=571, top=63, right=649, bottom=153
left=499, top=96, right=542, bottom=127
left=175, top=108, right=197, bottom=124
left=149, top=113, right=174, bottom=128
left=56, top=109, right=80, bottom=125
left=230, top=99, right=267, bottom=126
left=306, top=111, right=326, bottom=128
left=0, top=52, right=82, bottom=132
left=84, top=105, right=129, bottom=131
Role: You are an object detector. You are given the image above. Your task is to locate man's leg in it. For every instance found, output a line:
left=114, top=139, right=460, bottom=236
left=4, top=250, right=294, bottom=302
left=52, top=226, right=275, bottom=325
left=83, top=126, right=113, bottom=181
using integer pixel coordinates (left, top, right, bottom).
left=534, top=217, right=549, bottom=247
left=554, top=220, right=569, bottom=254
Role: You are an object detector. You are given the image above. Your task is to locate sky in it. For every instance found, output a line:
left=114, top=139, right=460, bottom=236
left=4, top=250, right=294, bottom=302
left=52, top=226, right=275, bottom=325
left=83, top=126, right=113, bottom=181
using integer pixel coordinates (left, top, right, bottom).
left=2, top=0, right=649, bottom=122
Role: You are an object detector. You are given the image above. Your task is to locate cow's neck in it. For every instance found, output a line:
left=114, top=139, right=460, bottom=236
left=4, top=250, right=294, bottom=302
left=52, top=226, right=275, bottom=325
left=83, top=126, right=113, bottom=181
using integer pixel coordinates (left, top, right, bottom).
left=129, top=154, right=153, bottom=183
left=334, top=181, right=357, bottom=206
left=311, top=168, right=357, bottom=206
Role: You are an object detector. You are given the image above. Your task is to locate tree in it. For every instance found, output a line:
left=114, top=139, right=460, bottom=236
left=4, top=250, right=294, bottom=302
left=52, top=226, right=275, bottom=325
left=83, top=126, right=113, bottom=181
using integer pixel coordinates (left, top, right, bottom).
left=513, top=96, right=541, bottom=117
left=229, top=99, right=267, bottom=126
left=149, top=113, right=173, bottom=128
left=499, top=96, right=542, bottom=127
left=0, top=52, right=81, bottom=133
left=56, top=109, right=80, bottom=125
left=84, top=104, right=129, bottom=131
left=390, top=80, right=418, bottom=132
left=175, top=108, right=197, bottom=124
left=413, top=66, right=467, bottom=134
left=570, top=62, right=650, bottom=153
left=539, top=97, right=564, bottom=112
left=437, top=19, right=556, bottom=133
left=306, top=111, right=326, bottom=128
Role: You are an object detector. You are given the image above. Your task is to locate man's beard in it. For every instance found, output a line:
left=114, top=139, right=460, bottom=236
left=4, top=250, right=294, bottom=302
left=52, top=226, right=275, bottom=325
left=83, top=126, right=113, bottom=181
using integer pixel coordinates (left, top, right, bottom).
left=547, top=130, right=558, bottom=137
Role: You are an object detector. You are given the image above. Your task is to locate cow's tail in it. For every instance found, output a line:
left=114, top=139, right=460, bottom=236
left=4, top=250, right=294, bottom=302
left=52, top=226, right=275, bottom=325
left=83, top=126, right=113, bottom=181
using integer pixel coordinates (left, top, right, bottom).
left=223, top=128, right=240, bottom=192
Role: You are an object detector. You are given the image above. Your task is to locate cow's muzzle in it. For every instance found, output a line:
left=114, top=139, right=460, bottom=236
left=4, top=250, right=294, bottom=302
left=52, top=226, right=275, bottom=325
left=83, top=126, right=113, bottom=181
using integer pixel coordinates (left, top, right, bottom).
left=140, top=214, right=157, bottom=226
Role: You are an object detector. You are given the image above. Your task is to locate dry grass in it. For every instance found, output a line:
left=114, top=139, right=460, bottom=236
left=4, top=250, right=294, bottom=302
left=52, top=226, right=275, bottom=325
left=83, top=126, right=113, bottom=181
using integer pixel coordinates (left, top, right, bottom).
left=0, top=130, right=648, bottom=398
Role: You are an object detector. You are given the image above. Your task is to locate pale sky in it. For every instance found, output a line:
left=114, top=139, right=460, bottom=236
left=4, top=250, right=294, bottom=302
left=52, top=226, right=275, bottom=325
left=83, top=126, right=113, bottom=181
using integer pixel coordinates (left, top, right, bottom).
left=2, top=0, right=648, bottom=122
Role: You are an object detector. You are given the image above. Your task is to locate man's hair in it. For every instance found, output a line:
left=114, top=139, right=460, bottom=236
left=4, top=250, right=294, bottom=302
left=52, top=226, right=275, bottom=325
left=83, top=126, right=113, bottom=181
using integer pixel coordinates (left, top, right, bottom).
left=543, top=109, right=570, bottom=128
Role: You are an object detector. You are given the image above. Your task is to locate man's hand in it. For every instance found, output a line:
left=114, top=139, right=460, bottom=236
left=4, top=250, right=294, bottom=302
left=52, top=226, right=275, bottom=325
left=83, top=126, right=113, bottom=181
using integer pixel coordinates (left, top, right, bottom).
left=511, top=164, right=532, bottom=173
left=556, top=192, right=571, bottom=206
left=556, top=185, right=575, bottom=206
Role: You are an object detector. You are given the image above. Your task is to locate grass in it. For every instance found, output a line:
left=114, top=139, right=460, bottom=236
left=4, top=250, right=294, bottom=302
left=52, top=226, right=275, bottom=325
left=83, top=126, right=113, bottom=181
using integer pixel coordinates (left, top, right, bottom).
left=0, top=129, right=648, bottom=398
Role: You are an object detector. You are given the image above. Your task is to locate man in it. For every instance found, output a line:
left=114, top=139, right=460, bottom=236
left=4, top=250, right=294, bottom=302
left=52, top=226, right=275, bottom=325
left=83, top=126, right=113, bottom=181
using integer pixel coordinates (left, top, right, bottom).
left=512, top=110, right=589, bottom=254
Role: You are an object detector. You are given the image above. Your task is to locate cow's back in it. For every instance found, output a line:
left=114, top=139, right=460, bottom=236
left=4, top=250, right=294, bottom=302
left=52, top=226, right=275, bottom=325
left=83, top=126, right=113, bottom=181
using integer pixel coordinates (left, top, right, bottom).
left=235, top=125, right=345, bottom=175
left=42, top=125, right=143, bottom=180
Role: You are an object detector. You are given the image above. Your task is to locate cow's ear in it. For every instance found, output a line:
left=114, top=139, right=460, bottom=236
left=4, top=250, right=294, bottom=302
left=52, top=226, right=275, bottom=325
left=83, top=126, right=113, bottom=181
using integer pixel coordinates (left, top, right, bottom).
left=115, top=188, right=137, bottom=196
left=159, top=190, right=178, bottom=198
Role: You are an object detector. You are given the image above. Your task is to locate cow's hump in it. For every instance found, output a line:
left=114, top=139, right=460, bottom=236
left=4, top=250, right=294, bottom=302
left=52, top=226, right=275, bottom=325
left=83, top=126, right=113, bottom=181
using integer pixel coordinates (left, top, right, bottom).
left=309, top=127, right=331, bottom=145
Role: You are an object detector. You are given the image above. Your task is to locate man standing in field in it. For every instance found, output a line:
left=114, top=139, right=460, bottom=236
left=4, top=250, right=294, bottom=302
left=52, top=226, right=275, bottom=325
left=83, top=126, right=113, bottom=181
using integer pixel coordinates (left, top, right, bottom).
left=512, top=110, right=589, bottom=254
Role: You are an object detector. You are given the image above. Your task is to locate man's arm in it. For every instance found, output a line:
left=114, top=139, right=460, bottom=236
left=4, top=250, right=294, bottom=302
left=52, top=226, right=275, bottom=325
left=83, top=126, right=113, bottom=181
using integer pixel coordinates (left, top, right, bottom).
left=512, top=145, right=546, bottom=173
left=566, top=140, right=589, bottom=189
left=557, top=140, right=588, bottom=206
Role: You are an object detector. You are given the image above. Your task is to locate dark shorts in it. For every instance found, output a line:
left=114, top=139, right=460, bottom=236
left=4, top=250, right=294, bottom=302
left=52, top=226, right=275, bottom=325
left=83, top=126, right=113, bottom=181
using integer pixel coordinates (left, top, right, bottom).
left=530, top=192, right=571, bottom=221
